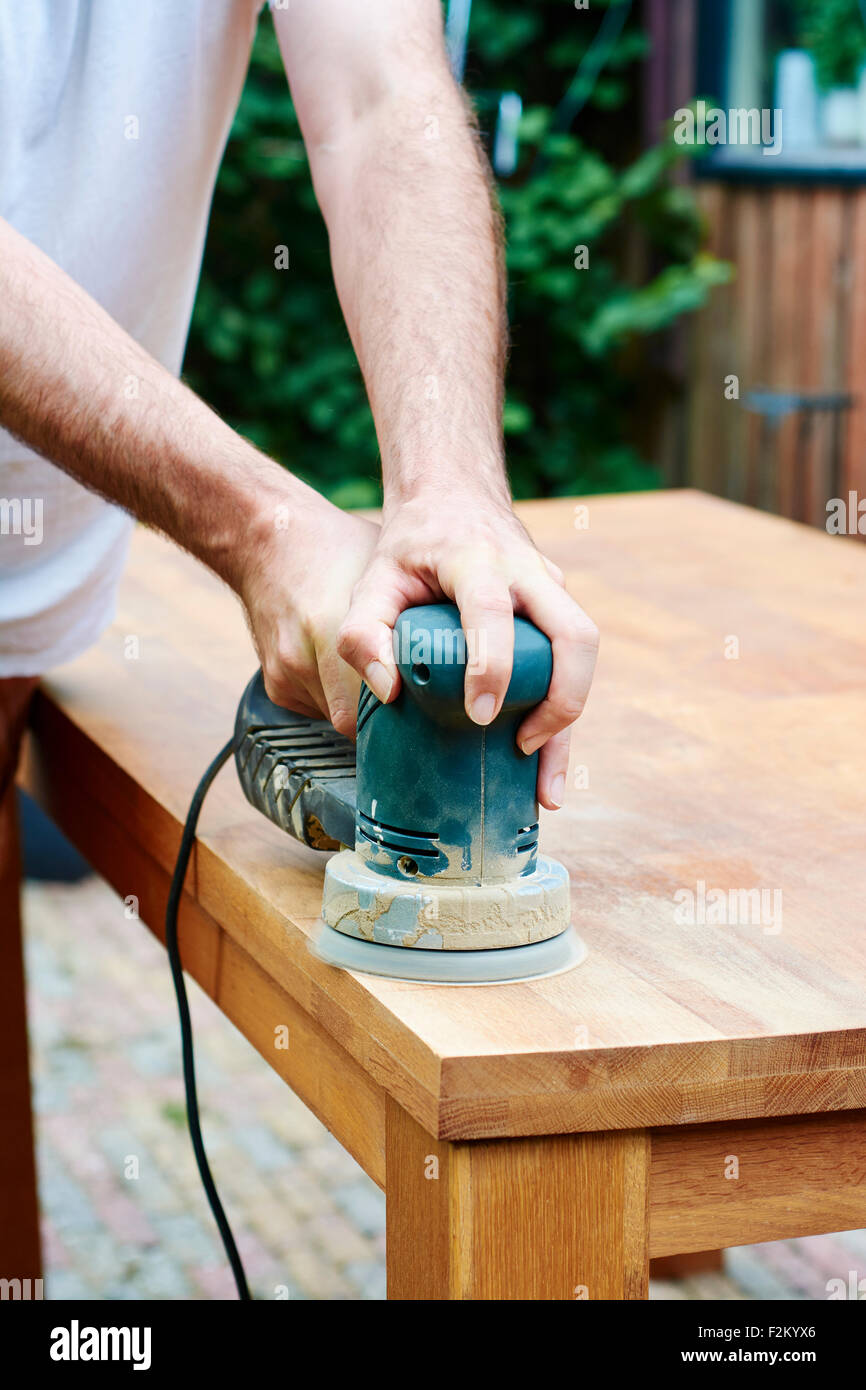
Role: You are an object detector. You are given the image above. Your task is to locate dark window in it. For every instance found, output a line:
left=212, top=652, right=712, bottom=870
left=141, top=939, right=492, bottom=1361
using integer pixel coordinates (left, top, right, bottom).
left=695, top=0, right=866, bottom=180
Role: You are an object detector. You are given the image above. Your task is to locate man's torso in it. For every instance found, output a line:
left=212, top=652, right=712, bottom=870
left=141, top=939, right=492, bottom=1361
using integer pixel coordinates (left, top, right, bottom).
left=0, top=0, right=262, bottom=674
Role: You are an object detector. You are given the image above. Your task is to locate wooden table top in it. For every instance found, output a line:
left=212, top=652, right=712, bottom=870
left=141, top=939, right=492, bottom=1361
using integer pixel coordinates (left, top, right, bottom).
left=32, top=490, right=866, bottom=1141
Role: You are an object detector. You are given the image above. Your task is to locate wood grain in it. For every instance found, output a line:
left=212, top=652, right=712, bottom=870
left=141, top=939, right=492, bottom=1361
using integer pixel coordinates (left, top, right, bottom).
left=386, top=1097, right=649, bottom=1299
left=22, top=492, right=866, bottom=1140
left=650, top=1109, right=866, bottom=1256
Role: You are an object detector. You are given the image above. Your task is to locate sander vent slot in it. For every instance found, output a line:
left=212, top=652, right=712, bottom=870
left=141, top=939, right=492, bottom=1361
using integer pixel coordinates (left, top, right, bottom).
left=237, top=726, right=293, bottom=771
left=516, top=822, right=539, bottom=854
left=235, top=674, right=358, bottom=849
left=358, top=810, right=438, bottom=839
left=245, top=725, right=357, bottom=792
left=358, top=826, right=440, bottom=858
left=266, top=762, right=356, bottom=797
left=266, top=735, right=354, bottom=749
left=265, top=737, right=353, bottom=759
left=357, top=809, right=441, bottom=860
left=271, top=751, right=355, bottom=770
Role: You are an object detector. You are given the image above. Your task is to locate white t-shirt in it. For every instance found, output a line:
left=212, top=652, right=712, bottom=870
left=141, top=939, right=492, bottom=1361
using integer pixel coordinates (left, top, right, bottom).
left=0, top=0, right=264, bottom=675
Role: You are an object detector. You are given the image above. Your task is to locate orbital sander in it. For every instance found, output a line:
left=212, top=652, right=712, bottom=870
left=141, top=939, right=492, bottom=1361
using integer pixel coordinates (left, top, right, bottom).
left=234, top=602, right=585, bottom=984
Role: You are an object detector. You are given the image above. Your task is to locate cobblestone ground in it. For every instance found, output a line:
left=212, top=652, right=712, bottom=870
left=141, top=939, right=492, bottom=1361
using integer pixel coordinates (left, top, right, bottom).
left=22, top=877, right=866, bottom=1302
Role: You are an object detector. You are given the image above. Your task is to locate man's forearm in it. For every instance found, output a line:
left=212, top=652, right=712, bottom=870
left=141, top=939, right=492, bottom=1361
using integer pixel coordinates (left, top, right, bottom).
left=302, top=59, right=510, bottom=508
left=0, top=216, right=321, bottom=592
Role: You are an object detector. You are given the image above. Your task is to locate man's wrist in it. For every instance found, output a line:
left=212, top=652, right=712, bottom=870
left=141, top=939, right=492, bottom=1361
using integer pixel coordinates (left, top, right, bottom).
left=195, top=444, right=328, bottom=597
left=381, top=453, right=512, bottom=516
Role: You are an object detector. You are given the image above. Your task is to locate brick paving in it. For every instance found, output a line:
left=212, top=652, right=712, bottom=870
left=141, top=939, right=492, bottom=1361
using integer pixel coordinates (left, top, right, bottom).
left=21, top=876, right=866, bottom=1302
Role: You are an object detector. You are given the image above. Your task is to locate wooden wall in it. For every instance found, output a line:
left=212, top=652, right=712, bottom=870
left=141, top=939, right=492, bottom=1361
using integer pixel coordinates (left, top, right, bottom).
left=685, top=182, right=866, bottom=529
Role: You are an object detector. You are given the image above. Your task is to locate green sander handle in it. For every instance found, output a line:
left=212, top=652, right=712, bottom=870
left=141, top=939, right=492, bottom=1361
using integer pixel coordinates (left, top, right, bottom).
left=389, top=602, right=552, bottom=723
left=356, top=603, right=552, bottom=880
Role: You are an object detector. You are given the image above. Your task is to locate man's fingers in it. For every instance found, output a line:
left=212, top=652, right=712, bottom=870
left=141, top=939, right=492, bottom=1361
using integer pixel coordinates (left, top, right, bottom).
left=513, top=577, right=599, bottom=754
left=261, top=662, right=327, bottom=722
left=541, top=554, right=566, bottom=587
left=451, top=568, right=515, bottom=726
left=318, top=643, right=362, bottom=738
left=333, top=532, right=595, bottom=766
left=336, top=561, right=406, bottom=705
left=537, top=726, right=571, bottom=810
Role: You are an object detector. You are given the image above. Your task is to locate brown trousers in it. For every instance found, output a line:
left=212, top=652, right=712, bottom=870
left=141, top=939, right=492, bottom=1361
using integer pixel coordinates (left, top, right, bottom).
left=0, top=677, right=42, bottom=1280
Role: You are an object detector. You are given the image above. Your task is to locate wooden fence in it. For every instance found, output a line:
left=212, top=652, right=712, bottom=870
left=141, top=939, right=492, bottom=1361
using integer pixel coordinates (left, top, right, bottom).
left=685, top=182, right=866, bottom=531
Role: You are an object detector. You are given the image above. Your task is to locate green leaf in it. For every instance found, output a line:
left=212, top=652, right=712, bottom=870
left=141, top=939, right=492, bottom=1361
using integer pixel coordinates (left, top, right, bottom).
left=325, top=477, right=382, bottom=509
left=581, top=255, right=734, bottom=355
left=503, top=398, right=534, bottom=434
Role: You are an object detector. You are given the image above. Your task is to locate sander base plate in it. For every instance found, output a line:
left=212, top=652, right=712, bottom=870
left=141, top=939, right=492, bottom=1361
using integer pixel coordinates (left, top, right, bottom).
left=310, top=921, right=586, bottom=985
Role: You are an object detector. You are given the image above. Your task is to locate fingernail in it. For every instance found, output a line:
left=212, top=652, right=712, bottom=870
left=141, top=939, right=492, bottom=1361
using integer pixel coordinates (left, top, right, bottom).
left=469, top=693, right=497, bottom=726
left=364, top=660, right=394, bottom=703
left=519, top=734, right=544, bottom=756
left=549, top=772, right=565, bottom=808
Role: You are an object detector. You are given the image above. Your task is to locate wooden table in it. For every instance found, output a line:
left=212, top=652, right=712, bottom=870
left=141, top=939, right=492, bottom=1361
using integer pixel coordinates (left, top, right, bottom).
left=16, top=490, right=866, bottom=1299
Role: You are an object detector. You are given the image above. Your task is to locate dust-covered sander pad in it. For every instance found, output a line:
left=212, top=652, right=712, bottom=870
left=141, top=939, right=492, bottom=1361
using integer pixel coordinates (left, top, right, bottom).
left=311, top=848, right=585, bottom=984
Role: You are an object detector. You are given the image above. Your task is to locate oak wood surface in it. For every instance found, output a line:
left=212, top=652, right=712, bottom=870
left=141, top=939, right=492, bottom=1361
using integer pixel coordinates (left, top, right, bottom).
left=24, top=491, right=866, bottom=1141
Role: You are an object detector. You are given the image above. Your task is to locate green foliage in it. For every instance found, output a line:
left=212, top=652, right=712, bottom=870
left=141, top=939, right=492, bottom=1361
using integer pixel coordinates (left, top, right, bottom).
left=793, top=0, right=866, bottom=90
left=185, top=0, right=728, bottom=503
left=160, top=1101, right=187, bottom=1129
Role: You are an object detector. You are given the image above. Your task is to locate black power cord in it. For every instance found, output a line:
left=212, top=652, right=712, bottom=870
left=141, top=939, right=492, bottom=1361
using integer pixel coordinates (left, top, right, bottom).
left=165, top=737, right=251, bottom=1301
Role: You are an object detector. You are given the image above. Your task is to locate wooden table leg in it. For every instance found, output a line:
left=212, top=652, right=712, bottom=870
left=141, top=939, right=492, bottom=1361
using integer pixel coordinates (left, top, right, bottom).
left=386, top=1098, right=649, bottom=1300
left=0, top=782, right=42, bottom=1281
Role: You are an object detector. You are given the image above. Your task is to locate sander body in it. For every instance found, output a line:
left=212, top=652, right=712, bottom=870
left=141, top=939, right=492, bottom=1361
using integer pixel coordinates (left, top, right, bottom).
left=234, top=603, right=584, bottom=983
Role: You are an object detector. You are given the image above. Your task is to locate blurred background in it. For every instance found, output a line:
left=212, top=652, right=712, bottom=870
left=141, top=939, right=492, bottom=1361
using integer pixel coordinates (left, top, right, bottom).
left=22, top=0, right=866, bottom=1301
left=182, top=0, right=866, bottom=532
left=187, top=0, right=731, bottom=508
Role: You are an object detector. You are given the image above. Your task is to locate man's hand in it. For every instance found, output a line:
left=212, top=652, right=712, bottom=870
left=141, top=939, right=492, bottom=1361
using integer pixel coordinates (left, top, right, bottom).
left=336, top=489, right=599, bottom=811
left=240, top=499, right=379, bottom=736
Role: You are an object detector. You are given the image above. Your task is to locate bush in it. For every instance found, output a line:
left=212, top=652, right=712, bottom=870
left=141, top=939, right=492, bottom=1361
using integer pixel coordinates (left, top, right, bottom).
left=793, top=0, right=866, bottom=90
left=184, top=0, right=728, bottom=505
